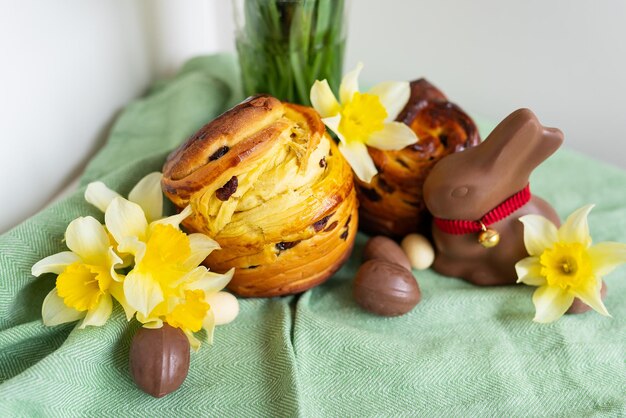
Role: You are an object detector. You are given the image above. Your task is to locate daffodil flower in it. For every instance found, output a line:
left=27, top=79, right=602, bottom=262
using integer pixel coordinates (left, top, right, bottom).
left=84, top=171, right=172, bottom=319
left=106, top=197, right=233, bottom=349
left=86, top=172, right=234, bottom=348
left=310, top=63, right=418, bottom=183
left=85, top=172, right=164, bottom=223
left=516, top=204, right=626, bottom=323
left=32, top=216, right=125, bottom=328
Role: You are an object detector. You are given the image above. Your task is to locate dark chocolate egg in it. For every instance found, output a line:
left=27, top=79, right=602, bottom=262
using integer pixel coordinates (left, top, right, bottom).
left=353, top=259, right=421, bottom=316
left=363, top=236, right=412, bottom=271
left=129, top=324, right=190, bottom=398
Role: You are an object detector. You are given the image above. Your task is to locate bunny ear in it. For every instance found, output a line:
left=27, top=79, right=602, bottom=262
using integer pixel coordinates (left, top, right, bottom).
left=480, top=109, right=563, bottom=179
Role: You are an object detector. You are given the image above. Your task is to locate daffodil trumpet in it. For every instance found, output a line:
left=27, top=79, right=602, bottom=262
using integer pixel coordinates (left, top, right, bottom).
left=310, top=63, right=418, bottom=183
left=516, top=204, right=626, bottom=323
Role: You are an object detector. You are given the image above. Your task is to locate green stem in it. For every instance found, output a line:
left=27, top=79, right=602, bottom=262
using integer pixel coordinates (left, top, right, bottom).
left=236, top=0, right=347, bottom=105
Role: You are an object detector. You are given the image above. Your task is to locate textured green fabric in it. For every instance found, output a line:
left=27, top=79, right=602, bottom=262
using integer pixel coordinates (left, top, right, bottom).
left=1, top=54, right=625, bottom=417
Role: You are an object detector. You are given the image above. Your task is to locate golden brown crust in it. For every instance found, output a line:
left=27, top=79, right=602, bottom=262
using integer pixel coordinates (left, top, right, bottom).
left=223, top=190, right=358, bottom=297
left=163, top=96, right=286, bottom=203
left=355, top=79, right=481, bottom=238
left=162, top=95, right=357, bottom=297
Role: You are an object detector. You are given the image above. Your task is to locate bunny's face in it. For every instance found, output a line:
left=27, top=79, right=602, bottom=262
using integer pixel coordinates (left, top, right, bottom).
left=423, top=109, right=564, bottom=222
left=423, top=149, right=500, bottom=220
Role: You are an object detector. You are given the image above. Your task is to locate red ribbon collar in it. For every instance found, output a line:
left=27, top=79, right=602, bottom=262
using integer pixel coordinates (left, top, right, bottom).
left=433, top=184, right=531, bottom=235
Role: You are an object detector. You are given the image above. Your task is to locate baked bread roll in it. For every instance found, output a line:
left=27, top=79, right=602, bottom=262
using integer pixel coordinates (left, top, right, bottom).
left=162, top=95, right=358, bottom=297
left=356, top=79, right=481, bottom=238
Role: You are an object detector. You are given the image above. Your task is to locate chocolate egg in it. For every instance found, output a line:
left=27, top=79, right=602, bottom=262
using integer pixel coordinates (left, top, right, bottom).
left=353, top=260, right=421, bottom=316
left=363, top=236, right=412, bottom=271
left=129, top=324, right=190, bottom=398
left=567, top=281, right=607, bottom=314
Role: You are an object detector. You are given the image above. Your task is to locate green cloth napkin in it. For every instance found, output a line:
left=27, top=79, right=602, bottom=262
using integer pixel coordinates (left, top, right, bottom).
left=1, top=54, right=624, bottom=417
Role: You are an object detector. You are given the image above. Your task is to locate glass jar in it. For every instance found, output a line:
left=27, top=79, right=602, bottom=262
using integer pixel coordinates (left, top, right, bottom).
left=232, top=0, right=349, bottom=106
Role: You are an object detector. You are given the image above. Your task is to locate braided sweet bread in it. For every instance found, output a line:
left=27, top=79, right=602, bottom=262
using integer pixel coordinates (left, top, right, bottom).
left=356, top=79, right=481, bottom=238
left=162, top=95, right=357, bottom=297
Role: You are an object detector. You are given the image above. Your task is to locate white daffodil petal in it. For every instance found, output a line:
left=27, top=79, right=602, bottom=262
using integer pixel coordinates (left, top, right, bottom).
left=321, top=115, right=344, bottom=142
left=202, top=309, right=216, bottom=346
left=559, top=204, right=594, bottom=246
left=368, top=81, right=411, bottom=122
left=118, top=253, right=134, bottom=269
left=117, top=236, right=147, bottom=264
left=79, top=293, right=112, bottom=329
left=150, top=205, right=192, bottom=231
left=109, top=280, right=135, bottom=321
left=106, top=246, right=124, bottom=282
left=339, top=62, right=363, bottom=104
left=187, top=268, right=235, bottom=295
left=170, top=266, right=207, bottom=289
left=135, top=311, right=163, bottom=328
left=514, top=256, right=546, bottom=286
left=129, top=172, right=164, bottom=223
left=588, top=242, right=626, bottom=276
left=105, top=197, right=148, bottom=244
left=84, top=181, right=121, bottom=213
left=124, top=270, right=164, bottom=317
left=185, top=330, right=202, bottom=351
left=41, top=288, right=85, bottom=326
left=338, top=140, right=378, bottom=183
left=519, top=214, right=559, bottom=256
left=182, top=233, right=221, bottom=270
left=142, top=319, right=164, bottom=329
left=203, top=308, right=216, bottom=331
left=532, top=285, right=575, bottom=323
left=32, top=251, right=80, bottom=277
left=366, top=122, right=418, bottom=151
left=573, top=280, right=610, bottom=317
left=65, top=216, right=110, bottom=264
left=310, top=79, right=341, bottom=118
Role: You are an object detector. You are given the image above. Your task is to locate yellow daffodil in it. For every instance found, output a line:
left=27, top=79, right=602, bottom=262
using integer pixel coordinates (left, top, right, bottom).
left=310, top=63, right=418, bottom=183
left=86, top=172, right=234, bottom=348
left=34, top=171, right=235, bottom=347
left=109, top=198, right=233, bottom=349
left=516, top=204, right=626, bottom=323
left=85, top=172, right=164, bottom=223
left=84, top=171, right=170, bottom=319
left=32, top=216, right=126, bottom=328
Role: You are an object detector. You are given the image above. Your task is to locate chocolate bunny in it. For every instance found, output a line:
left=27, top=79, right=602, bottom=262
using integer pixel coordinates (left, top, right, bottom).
left=423, top=109, right=563, bottom=285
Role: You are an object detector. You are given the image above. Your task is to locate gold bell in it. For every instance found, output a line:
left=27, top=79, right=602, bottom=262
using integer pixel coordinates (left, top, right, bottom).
left=478, top=222, right=500, bottom=248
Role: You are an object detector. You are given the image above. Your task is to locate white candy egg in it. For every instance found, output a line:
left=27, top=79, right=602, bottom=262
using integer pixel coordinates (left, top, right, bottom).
left=206, top=291, right=240, bottom=325
left=401, top=233, right=435, bottom=270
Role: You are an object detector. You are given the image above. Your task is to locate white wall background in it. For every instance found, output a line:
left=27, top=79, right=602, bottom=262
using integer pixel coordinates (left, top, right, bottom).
left=1, top=0, right=625, bottom=233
